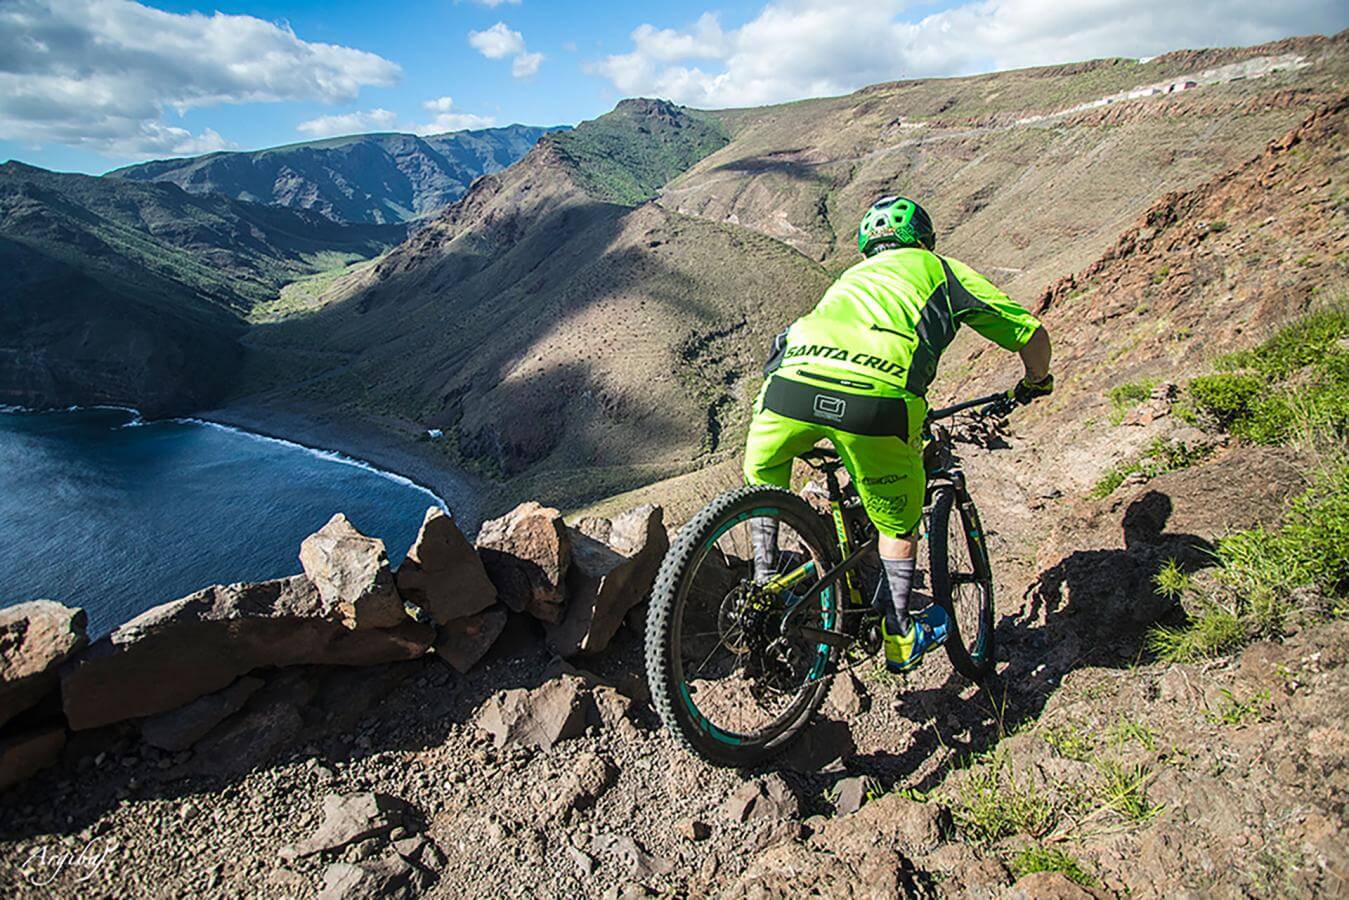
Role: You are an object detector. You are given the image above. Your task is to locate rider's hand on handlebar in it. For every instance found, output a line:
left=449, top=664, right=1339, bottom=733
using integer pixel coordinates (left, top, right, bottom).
left=1008, top=373, right=1054, bottom=406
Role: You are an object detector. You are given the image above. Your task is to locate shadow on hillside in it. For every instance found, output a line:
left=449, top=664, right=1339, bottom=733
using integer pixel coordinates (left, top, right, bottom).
left=764, top=490, right=1219, bottom=800
left=711, top=154, right=823, bottom=182
left=238, top=197, right=740, bottom=495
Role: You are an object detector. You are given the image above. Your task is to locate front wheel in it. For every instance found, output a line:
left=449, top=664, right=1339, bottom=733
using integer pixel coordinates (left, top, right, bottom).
left=645, top=484, right=840, bottom=767
left=928, top=485, right=996, bottom=680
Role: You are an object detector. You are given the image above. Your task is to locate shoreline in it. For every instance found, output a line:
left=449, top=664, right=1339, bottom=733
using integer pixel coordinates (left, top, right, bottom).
left=3, top=400, right=489, bottom=533
left=198, top=401, right=489, bottom=532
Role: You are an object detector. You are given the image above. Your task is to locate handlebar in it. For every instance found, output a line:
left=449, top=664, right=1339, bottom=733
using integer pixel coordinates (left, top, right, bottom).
left=926, top=391, right=1014, bottom=423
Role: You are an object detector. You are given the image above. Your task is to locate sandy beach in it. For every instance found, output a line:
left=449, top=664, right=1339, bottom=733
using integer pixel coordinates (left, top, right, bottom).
left=200, top=400, right=490, bottom=532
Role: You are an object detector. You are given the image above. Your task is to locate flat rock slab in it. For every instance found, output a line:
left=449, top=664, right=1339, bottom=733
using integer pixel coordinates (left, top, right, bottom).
left=61, top=575, right=432, bottom=730
left=475, top=502, right=571, bottom=624
left=0, top=600, right=87, bottom=728
left=318, top=853, right=428, bottom=900
left=286, top=792, right=417, bottom=859
left=723, top=774, right=800, bottom=823
left=475, top=674, right=591, bottom=751
left=395, top=507, right=496, bottom=626
left=301, top=514, right=407, bottom=630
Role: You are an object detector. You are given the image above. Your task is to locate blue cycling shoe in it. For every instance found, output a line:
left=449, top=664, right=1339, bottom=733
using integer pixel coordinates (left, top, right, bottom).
left=882, top=604, right=950, bottom=673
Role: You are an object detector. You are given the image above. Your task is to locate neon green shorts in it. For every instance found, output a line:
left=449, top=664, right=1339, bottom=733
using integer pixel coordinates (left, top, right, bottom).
left=742, top=368, right=927, bottom=538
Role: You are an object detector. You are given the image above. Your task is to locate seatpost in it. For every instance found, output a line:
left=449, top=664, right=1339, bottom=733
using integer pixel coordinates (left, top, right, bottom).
left=823, top=466, right=843, bottom=502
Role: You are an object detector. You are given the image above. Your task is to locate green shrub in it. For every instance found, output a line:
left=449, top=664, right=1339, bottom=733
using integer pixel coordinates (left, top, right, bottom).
left=1010, top=846, right=1096, bottom=886
left=1187, top=305, right=1349, bottom=448
left=1147, top=463, right=1348, bottom=660
left=1187, top=372, right=1264, bottom=429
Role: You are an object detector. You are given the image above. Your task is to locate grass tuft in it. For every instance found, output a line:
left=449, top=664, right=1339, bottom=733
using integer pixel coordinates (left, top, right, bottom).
left=1042, top=723, right=1095, bottom=762
left=952, top=752, right=1056, bottom=845
left=1010, top=846, right=1097, bottom=886
left=1205, top=688, right=1272, bottom=726
left=1106, top=715, right=1158, bottom=752
left=1106, top=378, right=1157, bottom=425
left=1089, top=437, right=1213, bottom=499
left=1093, top=759, right=1162, bottom=823
left=1147, top=463, right=1348, bottom=661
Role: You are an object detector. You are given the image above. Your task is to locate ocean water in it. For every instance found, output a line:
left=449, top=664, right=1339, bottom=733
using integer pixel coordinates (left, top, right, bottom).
left=0, top=406, right=448, bottom=638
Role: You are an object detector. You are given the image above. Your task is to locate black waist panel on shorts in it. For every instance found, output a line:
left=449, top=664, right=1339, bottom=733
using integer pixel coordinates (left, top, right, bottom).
left=763, top=376, right=908, bottom=440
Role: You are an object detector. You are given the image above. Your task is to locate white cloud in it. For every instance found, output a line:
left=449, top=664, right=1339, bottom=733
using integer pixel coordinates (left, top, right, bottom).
left=469, top=0, right=521, bottom=7
left=591, top=0, right=1346, bottom=108
left=412, top=97, right=496, bottom=134
left=0, top=0, right=400, bottom=158
left=469, top=21, right=545, bottom=78
left=297, top=108, right=399, bottom=138
left=469, top=22, right=526, bottom=59
left=512, top=51, right=545, bottom=78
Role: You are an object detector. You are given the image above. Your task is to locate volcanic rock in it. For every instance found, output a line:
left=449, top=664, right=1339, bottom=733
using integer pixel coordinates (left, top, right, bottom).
left=60, top=576, right=432, bottom=730
left=284, top=792, right=417, bottom=860
left=0, top=600, right=87, bottom=727
left=723, top=774, right=800, bottom=822
left=395, top=507, right=497, bottom=625
left=140, top=676, right=265, bottom=751
left=300, top=514, right=408, bottom=629
left=433, top=607, right=509, bottom=673
left=475, top=674, right=591, bottom=751
left=544, top=751, right=617, bottom=820
left=475, top=502, right=571, bottom=623
left=547, top=505, right=668, bottom=657
left=0, top=723, right=65, bottom=791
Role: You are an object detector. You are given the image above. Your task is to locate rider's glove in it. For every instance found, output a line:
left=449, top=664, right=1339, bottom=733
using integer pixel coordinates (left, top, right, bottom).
left=1009, top=373, right=1054, bottom=405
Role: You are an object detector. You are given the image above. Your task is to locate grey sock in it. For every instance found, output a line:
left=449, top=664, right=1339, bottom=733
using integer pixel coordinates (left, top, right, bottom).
left=749, top=518, right=779, bottom=583
left=879, top=557, right=916, bottom=634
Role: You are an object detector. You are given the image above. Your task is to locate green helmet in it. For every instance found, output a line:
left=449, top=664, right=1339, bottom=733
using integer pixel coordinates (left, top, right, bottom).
left=857, top=195, right=936, bottom=256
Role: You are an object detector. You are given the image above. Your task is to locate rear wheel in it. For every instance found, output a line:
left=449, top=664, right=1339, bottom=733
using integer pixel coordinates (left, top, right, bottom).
left=928, top=485, right=996, bottom=680
left=645, top=484, right=839, bottom=767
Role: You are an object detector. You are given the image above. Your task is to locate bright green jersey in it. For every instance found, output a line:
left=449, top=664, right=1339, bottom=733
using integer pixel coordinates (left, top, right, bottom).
left=780, top=247, right=1041, bottom=396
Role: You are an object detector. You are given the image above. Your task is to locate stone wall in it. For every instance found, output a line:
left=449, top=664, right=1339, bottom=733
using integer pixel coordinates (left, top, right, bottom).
left=0, top=502, right=666, bottom=790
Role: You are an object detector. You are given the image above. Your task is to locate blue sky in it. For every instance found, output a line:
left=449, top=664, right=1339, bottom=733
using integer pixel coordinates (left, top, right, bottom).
left=1, top=0, right=1344, bottom=174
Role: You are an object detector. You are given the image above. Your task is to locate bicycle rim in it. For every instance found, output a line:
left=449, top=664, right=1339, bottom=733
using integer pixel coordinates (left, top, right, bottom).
left=656, top=487, right=838, bottom=759
left=931, top=487, right=995, bottom=679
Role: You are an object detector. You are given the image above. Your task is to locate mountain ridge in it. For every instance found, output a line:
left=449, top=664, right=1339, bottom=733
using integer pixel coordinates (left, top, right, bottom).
left=106, top=124, right=567, bottom=225
left=0, top=162, right=404, bottom=414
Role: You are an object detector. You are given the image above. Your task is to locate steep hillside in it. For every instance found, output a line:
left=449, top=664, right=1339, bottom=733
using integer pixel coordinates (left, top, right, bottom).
left=232, top=100, right=825, bottom=507
left=229, top=34, right=1348, bottom=514
left=0, top=163, right=403, bottom=414
left=109, top=125, right=565, bottom=225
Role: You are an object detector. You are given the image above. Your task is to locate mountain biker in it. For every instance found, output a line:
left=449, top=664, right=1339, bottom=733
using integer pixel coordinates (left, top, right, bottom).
left=744, top=195, right=1053, bottom=673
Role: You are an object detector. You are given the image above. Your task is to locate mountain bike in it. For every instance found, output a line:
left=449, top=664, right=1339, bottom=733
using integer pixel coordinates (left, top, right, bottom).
left=644, top=388, right=1020, bottom=767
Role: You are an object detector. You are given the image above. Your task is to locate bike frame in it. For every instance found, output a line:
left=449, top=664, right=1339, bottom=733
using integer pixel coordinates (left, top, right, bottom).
left=769, top=391, right=1008, bottom=644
